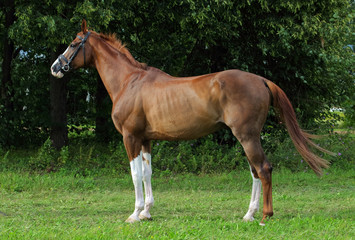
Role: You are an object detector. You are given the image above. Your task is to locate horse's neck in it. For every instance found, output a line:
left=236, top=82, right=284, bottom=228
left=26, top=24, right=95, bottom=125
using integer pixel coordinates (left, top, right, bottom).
left=91, top=38, right=140, bottom=102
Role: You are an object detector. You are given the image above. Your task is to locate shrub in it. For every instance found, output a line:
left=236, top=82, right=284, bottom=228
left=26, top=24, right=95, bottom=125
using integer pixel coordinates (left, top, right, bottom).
left=3, top=125, right=353, bottom=176
left=270, top=128, right=354, bottom=173
left=152, top=135, right=248, bottom=175
left=29, top=138, right=66, bottom=172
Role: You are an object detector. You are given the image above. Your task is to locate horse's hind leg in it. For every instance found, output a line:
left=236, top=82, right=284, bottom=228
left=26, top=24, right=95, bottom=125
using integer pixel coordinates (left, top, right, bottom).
left=229, top=119, right=273, bottom=225
left=239, top=138, right=273, bottom=225
left=243, top=164, right=262, bottom=222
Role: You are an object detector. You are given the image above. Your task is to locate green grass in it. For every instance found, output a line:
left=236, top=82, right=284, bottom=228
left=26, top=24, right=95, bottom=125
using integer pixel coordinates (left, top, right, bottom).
left=0, top=169, right=354, bottom=239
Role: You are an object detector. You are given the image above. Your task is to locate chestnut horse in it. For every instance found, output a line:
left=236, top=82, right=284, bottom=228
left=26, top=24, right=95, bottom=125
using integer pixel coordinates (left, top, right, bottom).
left=51, top=20, right=331, bottom=225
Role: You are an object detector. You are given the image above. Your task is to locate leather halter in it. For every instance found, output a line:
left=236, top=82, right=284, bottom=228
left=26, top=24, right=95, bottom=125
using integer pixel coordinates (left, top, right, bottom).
left=58, top=31, right=91, bottom=72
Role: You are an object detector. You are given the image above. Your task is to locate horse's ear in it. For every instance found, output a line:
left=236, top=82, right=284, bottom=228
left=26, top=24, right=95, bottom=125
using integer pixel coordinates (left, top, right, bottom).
left=81, top=19, right=88, bottom=33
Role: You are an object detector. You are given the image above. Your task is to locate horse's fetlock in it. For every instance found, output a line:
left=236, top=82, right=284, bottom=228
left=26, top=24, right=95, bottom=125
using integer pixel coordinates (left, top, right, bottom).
left=263, top=211, right=274, bottom=217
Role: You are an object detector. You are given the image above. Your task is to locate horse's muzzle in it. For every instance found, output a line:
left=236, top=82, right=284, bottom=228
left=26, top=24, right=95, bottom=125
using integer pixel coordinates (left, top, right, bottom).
left=51, top=60, right=64, bottom=78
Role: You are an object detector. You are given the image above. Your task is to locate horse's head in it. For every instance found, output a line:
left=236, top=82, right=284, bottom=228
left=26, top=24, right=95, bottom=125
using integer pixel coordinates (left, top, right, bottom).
left=51, top=19, right=92, bottom=78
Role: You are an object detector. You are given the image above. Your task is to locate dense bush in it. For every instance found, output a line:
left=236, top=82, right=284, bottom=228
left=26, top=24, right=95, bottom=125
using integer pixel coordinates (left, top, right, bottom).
left=1, top=126, right=353, bottom=176
left=1, top=0, right=353, bottom=148
left=152, top=135, right=246, bottom=174
left=270, top=129, right=354, bottom=173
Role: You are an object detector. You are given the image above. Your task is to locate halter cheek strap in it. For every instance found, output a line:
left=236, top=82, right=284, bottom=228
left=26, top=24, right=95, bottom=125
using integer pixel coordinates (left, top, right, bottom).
left=59, top=31, right=91, bottom=72
left=76, top=34, right=87, bottom=65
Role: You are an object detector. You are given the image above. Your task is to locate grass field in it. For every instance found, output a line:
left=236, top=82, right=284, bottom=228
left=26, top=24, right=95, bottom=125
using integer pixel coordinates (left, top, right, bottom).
left=0, top=168, right=354, bottom=239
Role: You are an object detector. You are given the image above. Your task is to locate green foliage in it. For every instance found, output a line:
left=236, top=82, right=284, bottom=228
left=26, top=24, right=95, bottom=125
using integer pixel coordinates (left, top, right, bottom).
left=23, top=135, right=242, bottom=175
left=325, top=130, right=355, bottom=169
left=342, top=91, right=355, bottom=127
left=29, top=138, right=56, bottom=171
left=0, top=47, right=53, bottom=146
left=29, top=138, right=66, bottom=171
left=65, top=141, right=130, bottom=177
left=270, top=129, right=354, bottom=172
left=3, top=125, right=353, bottom=176
left=0, top=0, right=354, bottom=147
left=0, top=150, right=10, bottom=168
left=68, top=124, right=95, bottom=139
left=152, top=135, right=246, bottom=175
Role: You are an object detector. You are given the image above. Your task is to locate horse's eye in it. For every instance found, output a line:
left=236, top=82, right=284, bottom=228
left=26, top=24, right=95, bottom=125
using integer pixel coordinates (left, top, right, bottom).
left=70, top=43, right=76, bottom=48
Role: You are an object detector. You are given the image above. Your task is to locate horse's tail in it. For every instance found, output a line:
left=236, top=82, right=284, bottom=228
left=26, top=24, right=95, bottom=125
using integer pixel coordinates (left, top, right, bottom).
left=265, top=80, right=334, bottom=176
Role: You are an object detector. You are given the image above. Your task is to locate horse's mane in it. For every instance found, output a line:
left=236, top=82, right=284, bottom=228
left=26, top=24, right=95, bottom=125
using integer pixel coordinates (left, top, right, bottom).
left=95, top=32, right=147, bottom=70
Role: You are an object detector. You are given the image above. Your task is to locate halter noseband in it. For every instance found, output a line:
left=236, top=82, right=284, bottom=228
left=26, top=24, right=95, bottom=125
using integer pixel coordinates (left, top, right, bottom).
left=58, top=31, right=91, bottom=73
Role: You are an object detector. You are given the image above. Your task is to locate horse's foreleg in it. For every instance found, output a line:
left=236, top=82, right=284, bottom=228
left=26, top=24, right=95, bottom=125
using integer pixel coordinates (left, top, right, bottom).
left=243, top=165, right=261, bottom=222
left=123, top=134, right=144, bottom=223
left=139, top=141, right=154, bottom=220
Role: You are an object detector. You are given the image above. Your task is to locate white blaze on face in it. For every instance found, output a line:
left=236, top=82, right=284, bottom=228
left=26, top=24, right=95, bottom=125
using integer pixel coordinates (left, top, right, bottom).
left=51, top=46, right=70, bottom=78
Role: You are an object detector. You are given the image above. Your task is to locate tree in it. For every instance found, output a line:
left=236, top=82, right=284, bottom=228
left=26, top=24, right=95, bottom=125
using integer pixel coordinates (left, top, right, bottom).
left=0, top=0, right=16, bottom=145
left=0, top=0, right=353, bottom=148
left=50, top=47, right=69, bottom=149
left=6, top=0, right=79, bottom=148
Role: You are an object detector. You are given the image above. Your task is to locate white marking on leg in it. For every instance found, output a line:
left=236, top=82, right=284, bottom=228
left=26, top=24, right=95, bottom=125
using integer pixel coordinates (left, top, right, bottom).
left=126, top=151, right=144, bottom=223
left=139, top=152, right=154, bottom=220
left=243, top=166, right=261, bottom=222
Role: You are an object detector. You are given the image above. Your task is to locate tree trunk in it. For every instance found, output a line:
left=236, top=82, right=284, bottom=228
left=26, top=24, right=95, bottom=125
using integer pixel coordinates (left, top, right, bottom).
left=95, top=74, right=110, bottom=141
left=50, top=48, right=68, bottom=149
left=1, top=0, right=15, bottom=112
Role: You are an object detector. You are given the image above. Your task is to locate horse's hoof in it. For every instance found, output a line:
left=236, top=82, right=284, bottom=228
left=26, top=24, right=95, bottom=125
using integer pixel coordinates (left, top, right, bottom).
left=243, top=215, right=255, bottom=222
left=139, top=211, right=152, bottom=221
left=125, top=216, right=140, bottom=223
left=260, top=214, right=271, bottom=226
left=139, top=215, right=153, bottom=221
